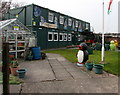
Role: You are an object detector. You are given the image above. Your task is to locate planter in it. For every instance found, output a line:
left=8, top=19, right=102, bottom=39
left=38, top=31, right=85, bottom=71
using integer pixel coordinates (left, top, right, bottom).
left=27, top=55, right=33, bottom=61
left=16, top=69, right=27, bottom=78
left=85, top=63, right=93, bottom=70
left=94, top=64, right=103, bottom=74
left=10, top=66, right=20, bottom=76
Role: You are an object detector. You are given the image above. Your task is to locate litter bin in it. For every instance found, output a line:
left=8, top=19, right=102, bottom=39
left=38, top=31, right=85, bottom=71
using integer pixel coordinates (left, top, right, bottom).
left=32, top=47, right=41, bottom=60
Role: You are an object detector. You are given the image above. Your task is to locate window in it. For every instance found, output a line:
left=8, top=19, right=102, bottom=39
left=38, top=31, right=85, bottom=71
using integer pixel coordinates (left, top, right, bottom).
left=82, top=22, right=86, bottom=29
left=48, top=32, right=53, bottom=41
left=79, top=22, right=82, bottom=29
left=59, top=33, right=63, bottom=41
left=54, top=33, right=58, bottom=41
left=78, top=35, right=81, bottom=41
left=75, top=21, right=78, bottom=27
left=54, top=16, right=58, bottom=25
left=78, top=22, right=82, bottom=32
left=48, top=12, right=54, bottom=22
left=63, top=33, right=67, bottom=41
left=68, top=18, right=72, bottom=26
left=86, top=23, right=89, bottom=29
left=64, top=19, right=67, bottom=29
left=72, top=21, right=75, bottom=30
left=60, top=16, right=64, bottom=24
left=68, top=34, right=72, bottom=41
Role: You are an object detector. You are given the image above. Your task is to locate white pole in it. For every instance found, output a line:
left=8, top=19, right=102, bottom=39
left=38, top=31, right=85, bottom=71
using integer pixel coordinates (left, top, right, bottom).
left=101, top=0, right=105, bottom=62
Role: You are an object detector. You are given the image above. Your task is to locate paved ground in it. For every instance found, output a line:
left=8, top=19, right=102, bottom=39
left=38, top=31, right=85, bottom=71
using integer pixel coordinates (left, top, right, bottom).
left=0, top=53, right=119, bottom=94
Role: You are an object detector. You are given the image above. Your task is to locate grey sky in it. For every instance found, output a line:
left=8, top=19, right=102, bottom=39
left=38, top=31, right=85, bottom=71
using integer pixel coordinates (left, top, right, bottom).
left=5, top=0, right=120, bottom=33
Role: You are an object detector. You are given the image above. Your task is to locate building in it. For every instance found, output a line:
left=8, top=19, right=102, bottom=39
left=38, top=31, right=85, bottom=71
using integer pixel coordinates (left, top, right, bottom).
left=4, top=4, right=92, bottom=49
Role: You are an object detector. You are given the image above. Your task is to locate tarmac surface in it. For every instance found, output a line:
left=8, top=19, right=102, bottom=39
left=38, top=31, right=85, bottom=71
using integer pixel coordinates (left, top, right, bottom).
left=0, top=53, right=119, bottom=94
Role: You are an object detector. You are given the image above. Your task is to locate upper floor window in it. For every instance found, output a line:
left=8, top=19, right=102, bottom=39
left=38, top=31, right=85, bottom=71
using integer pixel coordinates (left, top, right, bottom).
left=48, top=12, right=54, bottom=22
left=78, top=22, right=82, bottom=29
left=72, top=21, right=75, bottom=29
left=75, top=21, right=78, bottom=27
left=60, top=16, right=64, bottom=24
left=68, top=18, right=72, bottom=26
left=86, top=23, right=89, bottom=29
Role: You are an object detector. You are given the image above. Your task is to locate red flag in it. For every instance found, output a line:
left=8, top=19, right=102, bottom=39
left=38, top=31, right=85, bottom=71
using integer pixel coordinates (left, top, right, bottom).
left=108, top=0, right=113, bottom=14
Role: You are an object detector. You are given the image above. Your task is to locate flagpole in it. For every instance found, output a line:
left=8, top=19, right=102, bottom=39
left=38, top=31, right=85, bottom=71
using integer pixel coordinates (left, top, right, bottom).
left=101, top=0, right=105, bottom=62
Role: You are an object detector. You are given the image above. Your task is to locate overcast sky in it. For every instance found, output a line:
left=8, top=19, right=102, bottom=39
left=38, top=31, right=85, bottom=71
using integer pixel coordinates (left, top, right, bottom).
left=4, top=0, right=120, bottom=33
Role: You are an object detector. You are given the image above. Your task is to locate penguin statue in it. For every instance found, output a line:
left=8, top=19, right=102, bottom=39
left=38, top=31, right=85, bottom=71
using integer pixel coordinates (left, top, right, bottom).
left=77, top=43, right=89, bottom=66
left=110, top=40, right=116, bottom=51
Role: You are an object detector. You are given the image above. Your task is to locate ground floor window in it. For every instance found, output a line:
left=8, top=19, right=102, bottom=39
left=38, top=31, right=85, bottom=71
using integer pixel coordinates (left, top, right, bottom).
left=54, top=32, right=58, bottom=41
left=64, top=33, right=67, bottom=41
left=48, top=32, right=53, bottom=41
left=59, top=33, right=63, bottom=41
left=68, top=34, right=72, bottom=41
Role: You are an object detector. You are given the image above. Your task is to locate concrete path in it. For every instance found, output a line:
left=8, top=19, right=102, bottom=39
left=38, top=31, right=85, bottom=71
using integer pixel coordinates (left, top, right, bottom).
left=8, top=53, right=118, bottom=94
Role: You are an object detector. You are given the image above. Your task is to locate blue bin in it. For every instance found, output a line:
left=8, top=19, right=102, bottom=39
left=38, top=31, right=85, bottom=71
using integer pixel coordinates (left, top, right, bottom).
left=32, top=47, right=41, bottom=60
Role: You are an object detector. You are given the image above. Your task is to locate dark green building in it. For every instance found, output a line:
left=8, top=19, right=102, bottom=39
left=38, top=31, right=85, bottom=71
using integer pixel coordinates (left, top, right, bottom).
left=4, top=4, right=91, bottom=49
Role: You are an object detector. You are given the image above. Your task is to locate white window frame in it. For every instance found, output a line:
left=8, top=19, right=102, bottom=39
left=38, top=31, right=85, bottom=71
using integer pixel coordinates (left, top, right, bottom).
left=54, top=32, right=58, bottom=41
left=68, top=18, right=72, bottom=26
left=86, top=23, right=89, bottom=29
left=68, top=34, right=72, bottom=41
left=54, top=16, right=58, bottom=25
left=48, top=12, right=54, bottom=22
left=60, top=16, right=64, bottom=24
left=78, top=35, right=81, bottom=41
left=48, top=32, right=53, bottom=41
left=59, top=33, right=63, bottom=41
left=63, top=33, right=67, bottom=41
left=64, top=19, right=68, bottom=28
left=78, top=22, right=82, bottom=29
left=83, top=23, right=85, bottom=29
left=75, top=21, right=78, bottom=27
left=72, top=21, right=75, bottom=29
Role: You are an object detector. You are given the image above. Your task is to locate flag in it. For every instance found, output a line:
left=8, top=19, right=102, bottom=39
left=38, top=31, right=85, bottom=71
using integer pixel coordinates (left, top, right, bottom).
left=108, top=0, right=113, bottom=14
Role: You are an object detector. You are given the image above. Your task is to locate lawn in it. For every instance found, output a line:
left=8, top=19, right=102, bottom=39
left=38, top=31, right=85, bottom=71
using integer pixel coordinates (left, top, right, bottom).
left=0, top=72, right=23, bottom=84
left=44, top=49, right=119, bottom=76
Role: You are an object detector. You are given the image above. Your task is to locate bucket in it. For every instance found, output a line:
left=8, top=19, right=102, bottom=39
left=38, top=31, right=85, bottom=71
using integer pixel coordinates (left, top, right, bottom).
left=85, top=63, right=93, bottom=70
left=16, top=69, right=27, bottom=78
left=94, top=64, right=103, bottom=74
left=32, top=47, right=41, bottom=60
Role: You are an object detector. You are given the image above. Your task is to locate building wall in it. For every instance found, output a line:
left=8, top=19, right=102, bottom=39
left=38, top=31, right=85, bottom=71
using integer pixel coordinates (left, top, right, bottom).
left=4, top=4, right=91, bottom=49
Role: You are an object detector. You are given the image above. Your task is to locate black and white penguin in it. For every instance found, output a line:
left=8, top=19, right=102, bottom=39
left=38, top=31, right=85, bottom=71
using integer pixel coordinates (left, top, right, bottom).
left=77, top=43, right=89, bottom=66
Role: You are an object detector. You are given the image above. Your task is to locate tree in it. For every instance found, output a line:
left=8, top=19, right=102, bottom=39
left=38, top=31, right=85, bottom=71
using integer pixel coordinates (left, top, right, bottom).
left=0, top=0, right=12, bottom=20
left=0, top=0, right=26, bottom=20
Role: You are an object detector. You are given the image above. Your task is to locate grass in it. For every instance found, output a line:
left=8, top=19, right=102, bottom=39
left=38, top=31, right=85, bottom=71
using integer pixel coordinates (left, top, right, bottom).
left=0, top=72, right=23, bottom=84
left=44, top=49, right=119, bottom=76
